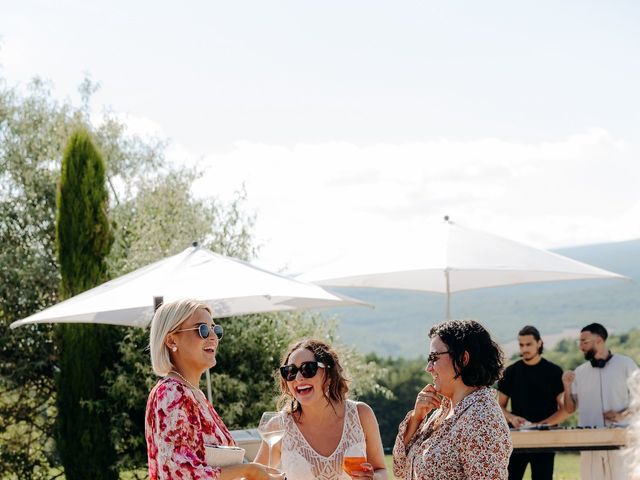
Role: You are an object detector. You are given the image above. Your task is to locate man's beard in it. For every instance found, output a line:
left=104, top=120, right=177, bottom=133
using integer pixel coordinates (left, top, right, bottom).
left=584, top=349, right=597, bottom=361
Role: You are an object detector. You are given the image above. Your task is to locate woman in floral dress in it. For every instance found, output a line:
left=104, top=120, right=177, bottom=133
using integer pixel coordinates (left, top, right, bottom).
left=145, top=298, right=282, bottom=480
left=393, top=319, right=512, bottom=480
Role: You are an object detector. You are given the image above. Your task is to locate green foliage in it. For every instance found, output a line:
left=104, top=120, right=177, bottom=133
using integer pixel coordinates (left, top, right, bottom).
left=55, top=128, right=118, bottom=480
left=0, top=78, right=84, bottom=479
left=108, top=175, right=256, bottom=277
left=56, top=128, right=113, bottom=297
left=359, top=355, right=430, bottom=449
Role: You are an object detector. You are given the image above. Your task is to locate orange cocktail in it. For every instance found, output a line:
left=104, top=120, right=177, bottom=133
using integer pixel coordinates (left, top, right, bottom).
left=342, top=456, right=367, bottom=476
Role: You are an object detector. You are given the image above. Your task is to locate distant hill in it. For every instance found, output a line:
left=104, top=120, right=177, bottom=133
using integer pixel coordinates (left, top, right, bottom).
left=322, top=239, right=640, bottom=358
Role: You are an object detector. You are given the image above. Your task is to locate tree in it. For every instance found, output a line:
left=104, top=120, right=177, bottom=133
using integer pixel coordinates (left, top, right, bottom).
left=55, top=128, right=118, bottom=480
left=0, top=76, right=171, bottom=478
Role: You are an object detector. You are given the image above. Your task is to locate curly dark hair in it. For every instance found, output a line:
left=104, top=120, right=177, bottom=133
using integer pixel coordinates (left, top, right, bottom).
left=276, top=338, right=349, bottom=416
left=429, top=319, right=504, bottom=387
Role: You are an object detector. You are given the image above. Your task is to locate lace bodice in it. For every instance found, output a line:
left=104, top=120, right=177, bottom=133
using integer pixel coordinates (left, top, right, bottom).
left=280, top=400, right=366, bottom=480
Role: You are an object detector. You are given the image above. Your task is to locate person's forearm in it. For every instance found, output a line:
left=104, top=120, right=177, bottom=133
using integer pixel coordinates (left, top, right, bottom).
left=563, top=391, right=576, bottom=414
left=500, top=407, right=514, bottom=424
left=402, top=411, right=423, bottom=445
left=539, top=408, right=570, bottom=426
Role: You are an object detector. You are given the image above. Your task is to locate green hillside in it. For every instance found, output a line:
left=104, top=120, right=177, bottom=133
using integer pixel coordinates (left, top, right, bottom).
left=325, top=239, right=640, bottom=358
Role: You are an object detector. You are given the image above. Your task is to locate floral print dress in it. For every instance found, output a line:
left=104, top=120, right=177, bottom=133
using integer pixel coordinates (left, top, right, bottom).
left=393, top=387, right=512, bottom=480
left=145, top=377, right=234, bottom=480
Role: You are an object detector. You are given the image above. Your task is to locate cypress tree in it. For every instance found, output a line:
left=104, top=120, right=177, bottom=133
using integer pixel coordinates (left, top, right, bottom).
left=55, top=128, right=118, bottom=480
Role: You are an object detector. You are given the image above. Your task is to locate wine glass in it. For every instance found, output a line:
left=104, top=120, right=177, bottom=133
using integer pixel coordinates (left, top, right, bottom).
left=257, top=411, right=285, bottom=468
left=342, top=445, right=367, bottom=477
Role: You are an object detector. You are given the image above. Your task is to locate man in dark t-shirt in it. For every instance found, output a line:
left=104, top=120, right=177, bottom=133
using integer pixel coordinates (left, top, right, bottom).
left=497, top=325, right=568, bottom=480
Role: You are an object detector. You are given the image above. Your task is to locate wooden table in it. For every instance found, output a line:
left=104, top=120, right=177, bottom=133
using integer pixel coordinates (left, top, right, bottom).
left=511, top=427, right=627, bottom=453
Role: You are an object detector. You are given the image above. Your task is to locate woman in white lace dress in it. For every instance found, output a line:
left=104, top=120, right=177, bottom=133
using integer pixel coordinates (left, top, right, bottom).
left=255, top=339, right=388, bottom=480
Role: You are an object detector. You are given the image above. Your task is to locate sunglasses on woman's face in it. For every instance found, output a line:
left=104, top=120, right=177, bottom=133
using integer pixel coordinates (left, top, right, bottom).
left=280, top=361, right=327, bottom=381
left=174, top=323, right=224, bottom=340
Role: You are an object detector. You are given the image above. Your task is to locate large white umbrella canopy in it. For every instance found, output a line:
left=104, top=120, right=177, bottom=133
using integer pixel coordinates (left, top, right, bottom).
left=10, top=244, right=365, bottom=330
left=297, top=217, right=628, bottom=318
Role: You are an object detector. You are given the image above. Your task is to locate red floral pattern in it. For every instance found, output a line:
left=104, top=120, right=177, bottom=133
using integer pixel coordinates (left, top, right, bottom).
left=393, top=387, right=512, bottom=480
left=145, top=377, right=235, bottom=480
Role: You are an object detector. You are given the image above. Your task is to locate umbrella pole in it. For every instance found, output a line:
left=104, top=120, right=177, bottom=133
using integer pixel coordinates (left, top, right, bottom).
left=446, top=294, right=450, bottom=320
left=205, top=369, right=213, bottom=403
left=445, top=270, right=451, bottom=320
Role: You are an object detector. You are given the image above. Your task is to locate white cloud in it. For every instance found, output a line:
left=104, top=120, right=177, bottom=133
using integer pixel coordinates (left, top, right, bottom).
left=189, top=129, right=640, bottom=272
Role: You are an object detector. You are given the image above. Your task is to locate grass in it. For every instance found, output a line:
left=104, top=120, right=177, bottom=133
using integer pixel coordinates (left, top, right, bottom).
left=523, top=453, right=580, bottom=480
left=384, top=453, right=580, bottom=479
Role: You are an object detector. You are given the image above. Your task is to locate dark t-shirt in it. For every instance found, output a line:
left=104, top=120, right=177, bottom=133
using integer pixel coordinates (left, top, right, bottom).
left=497, top=357, right=564, bottom=423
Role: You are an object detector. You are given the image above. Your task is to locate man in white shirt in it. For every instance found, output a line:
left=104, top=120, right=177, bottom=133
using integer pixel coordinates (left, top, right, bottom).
left=563, top=323, right=638, bottom=480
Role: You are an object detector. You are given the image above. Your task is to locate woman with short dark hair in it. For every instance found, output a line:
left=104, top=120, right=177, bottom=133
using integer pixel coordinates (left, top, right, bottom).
left=393, top=319, right=512, bottom=479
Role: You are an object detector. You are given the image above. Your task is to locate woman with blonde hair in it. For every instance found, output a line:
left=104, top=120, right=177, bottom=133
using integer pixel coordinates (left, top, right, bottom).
left=255, top=338, right=388, bottom=479
left=145, top=298, right=282, bottom=480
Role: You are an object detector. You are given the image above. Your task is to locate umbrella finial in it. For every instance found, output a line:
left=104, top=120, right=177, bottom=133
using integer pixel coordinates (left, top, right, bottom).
left=444, top=215, right=450, bottom=222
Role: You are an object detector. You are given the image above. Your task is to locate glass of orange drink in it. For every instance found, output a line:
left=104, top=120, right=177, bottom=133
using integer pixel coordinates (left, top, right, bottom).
left=342, top=445, right=367, bottom=476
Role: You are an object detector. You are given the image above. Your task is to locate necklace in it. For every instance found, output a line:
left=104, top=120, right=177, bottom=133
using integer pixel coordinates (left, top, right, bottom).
left=170, top=370, right=203, bottom=395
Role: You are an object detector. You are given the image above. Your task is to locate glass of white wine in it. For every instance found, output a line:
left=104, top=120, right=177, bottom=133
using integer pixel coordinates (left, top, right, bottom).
left=257, top=411, right=285, bottom=468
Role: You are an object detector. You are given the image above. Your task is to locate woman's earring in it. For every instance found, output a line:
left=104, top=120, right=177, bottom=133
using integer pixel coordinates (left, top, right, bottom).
left=171, top=346, right=177, bottom=352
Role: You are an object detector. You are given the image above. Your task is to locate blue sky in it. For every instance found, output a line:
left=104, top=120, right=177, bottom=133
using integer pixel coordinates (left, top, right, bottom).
left=2, top=1, right=640, bottom=271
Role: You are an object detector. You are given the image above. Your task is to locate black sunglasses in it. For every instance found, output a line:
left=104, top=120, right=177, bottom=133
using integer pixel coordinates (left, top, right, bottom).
left=174, top=323, right=224, bottom=340
left=280, top=361, right=327, bottom=381
left=427, top=350, right=450, bottom=364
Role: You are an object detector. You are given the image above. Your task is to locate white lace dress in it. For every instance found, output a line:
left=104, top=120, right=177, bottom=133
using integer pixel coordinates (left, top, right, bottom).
left=280, top=400, right=366, bottom=480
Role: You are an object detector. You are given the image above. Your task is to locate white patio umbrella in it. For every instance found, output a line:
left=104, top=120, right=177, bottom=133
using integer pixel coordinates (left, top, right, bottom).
left=10, top=244, right=366, bottom=401
left=297, top=217, right=628, bottom=319
left=11, top=244, right=365, bottom=329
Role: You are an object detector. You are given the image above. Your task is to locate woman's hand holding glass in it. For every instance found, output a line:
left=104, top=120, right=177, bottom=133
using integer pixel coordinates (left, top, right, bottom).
left=342, top=446, right=374, bottom=479
left=257, top=412, right=285, bottom=468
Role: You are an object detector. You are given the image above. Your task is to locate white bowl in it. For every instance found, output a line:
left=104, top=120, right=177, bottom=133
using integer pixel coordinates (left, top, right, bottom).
left=204, top=444, right=246, bottom=467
